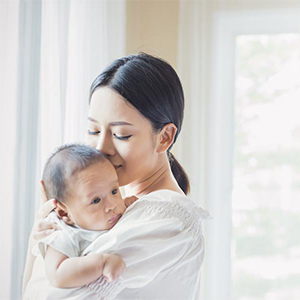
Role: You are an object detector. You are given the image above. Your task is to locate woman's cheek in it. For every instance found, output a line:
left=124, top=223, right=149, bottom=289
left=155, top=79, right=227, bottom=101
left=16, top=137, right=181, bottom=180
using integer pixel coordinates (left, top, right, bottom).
left=117, top=146, right=142, bottom=181
left=86, top=135, right=97, bottom=148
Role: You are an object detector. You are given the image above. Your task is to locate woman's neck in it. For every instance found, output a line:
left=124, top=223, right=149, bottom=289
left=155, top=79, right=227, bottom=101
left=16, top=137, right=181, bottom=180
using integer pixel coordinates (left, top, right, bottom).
left=124, top=157, right=183, bottom=197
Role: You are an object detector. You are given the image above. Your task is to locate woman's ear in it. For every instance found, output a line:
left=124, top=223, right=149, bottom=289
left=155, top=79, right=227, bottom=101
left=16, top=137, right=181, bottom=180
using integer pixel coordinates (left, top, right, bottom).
left=55, top=202, right=75, bottom=225
left=156, top=123, right=177, bottom=154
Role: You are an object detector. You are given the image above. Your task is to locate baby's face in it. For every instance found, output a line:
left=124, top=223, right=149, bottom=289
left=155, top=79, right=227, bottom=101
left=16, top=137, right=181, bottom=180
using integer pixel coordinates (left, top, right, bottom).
left=64, top=159, right=126, bottom=230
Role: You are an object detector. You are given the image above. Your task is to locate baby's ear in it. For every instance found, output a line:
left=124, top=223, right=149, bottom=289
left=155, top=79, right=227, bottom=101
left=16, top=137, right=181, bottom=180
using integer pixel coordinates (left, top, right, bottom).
left=54, top=205, right=75, bottom=225
left=55, top=202, right=74, bottom=224
left=55, top=206, right=68, bottom=219
left=54, top=201, right=67, bottom=219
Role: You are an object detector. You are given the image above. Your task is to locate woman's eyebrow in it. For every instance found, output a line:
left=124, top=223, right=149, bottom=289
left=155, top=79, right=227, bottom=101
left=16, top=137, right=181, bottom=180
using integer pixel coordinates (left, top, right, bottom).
left=87, top=117, right=133, bottom=126
left=109, top=121, right=133, bottom=127
left=87, top=116, right=98, bottom=123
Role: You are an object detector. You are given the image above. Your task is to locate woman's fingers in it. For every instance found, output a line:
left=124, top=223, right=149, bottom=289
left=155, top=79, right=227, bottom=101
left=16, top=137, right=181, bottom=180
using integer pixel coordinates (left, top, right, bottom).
left=35, top=220, right=60, bottom=231
left=33, top=197, right=60, bottom=241
left=33, top=220, right=61, bottom=240
left=35, top=199, right=57, bottom=220
left=33, top=183, right=60, bottom=241
left=33, top=227, right=58, bottom=240
left=39, top=180, right=48, bottom=204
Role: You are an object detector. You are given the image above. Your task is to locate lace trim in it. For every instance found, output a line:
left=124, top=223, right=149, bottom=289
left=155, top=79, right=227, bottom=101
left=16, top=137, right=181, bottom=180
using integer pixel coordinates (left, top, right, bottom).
left=134, top=200, right=210, bottom=235
left=86, top=276, right=124, bottom=300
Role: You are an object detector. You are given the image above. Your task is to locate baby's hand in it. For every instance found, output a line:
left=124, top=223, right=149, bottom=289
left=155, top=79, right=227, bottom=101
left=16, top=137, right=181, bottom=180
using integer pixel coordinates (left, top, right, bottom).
left=124, top=196, right=138, bottom=208
left=102, top=254, right=126, bottom=282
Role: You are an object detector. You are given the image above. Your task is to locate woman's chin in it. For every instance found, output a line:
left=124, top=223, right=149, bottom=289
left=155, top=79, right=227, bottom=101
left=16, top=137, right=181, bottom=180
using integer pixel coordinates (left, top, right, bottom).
left=117, top=173, right=131, bottom=187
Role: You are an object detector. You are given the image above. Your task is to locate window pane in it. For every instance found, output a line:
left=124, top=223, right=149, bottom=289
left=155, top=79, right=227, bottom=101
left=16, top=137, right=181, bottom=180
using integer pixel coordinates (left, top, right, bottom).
left=232, top=34, right=300, bottom=300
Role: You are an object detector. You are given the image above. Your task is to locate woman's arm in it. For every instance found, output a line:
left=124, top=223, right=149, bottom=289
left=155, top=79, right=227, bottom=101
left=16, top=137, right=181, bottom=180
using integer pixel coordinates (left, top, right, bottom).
left=22, top=233, right=38, bottom=295
left=22, top=181, right=61, bottom=295
left=44, top=246, right=125, bottom=288
left=81, top=197, right=209, bottom=299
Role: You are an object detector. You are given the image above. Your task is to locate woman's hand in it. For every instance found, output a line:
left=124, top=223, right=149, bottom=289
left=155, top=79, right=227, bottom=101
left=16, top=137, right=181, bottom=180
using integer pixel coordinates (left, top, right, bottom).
left=22, top=180, right=60, bottom=294
left=32, top=180, right=61, bottom=240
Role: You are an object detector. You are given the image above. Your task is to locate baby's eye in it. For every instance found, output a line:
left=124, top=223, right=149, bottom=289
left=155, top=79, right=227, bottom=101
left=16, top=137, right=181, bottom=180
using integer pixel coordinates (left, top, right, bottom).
left=112, top=189, right=118, bottom=195
left=91, top=197, right=101, bottom=204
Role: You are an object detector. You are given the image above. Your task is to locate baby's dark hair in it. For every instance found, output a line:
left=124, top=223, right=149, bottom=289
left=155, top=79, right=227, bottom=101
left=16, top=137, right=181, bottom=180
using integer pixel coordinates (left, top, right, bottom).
left=42, top=143, right=107, bottom=203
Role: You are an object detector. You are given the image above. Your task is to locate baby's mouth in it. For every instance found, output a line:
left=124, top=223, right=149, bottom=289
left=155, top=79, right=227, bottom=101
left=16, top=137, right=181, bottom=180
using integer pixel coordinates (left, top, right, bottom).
left=113, top=165, right=122, bottom=170
left=108, top=214, right=121, bottom=225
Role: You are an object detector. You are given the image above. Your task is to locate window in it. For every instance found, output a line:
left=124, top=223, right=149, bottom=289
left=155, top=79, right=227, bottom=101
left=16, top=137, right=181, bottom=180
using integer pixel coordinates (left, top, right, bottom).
left=205, top=7, right=300, bottom=300
left=232, top=34, right=300, bottom=300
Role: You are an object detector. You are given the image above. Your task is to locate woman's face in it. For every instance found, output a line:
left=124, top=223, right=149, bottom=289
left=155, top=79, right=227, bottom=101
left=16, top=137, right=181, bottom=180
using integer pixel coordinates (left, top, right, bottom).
left=86, top=87, right=159, bottom=187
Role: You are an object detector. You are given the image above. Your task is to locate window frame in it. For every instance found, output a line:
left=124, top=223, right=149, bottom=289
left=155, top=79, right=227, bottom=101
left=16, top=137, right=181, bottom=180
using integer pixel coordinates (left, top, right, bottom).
left=205, top=7, right=300, bottom=300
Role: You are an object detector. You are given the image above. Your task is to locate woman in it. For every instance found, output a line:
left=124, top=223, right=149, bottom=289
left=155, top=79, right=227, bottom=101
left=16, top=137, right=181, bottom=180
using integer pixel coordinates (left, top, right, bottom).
left=23, top=53, right=210, bottom=299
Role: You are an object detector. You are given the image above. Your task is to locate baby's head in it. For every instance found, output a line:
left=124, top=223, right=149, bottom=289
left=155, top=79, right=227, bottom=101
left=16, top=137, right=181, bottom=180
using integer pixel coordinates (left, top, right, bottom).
left=43, top=144, right=126, bottom=230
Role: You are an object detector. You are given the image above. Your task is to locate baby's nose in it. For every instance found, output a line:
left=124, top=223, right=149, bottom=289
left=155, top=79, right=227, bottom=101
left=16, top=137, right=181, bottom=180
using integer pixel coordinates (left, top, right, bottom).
left=105, top=197, right=116, bottom=212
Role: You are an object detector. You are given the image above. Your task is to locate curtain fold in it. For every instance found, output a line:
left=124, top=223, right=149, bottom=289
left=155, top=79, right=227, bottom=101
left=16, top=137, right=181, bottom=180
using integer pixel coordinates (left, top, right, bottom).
left=177, top=1, right=210, bottom=299
left=177, top=4, right=210, bottom=297
left=5, top=1, right=126, bottom=298
left=0, top=2, right=20, bottom=299
left=11, top=2, right=42, bottom=298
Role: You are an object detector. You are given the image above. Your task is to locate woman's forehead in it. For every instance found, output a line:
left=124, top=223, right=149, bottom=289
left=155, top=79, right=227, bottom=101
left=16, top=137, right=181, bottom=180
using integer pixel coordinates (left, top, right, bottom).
left=89, top=87, right=150, bottom=127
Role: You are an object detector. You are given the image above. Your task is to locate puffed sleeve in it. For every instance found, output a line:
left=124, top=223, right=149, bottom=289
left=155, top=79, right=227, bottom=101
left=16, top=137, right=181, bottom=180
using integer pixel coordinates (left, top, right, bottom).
left=82, top=194, right=210, bottom=299
left=32, top=212, right=79, bottom=259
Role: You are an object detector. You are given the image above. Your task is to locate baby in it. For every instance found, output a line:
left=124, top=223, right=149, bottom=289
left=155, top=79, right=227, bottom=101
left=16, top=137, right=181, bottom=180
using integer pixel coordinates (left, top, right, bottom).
left=35, top=143, right=137, bottom=289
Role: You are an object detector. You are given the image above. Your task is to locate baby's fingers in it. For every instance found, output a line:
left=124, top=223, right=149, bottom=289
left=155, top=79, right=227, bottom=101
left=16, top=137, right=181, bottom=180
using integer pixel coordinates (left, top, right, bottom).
left=124, top=196, right=138, bottom=207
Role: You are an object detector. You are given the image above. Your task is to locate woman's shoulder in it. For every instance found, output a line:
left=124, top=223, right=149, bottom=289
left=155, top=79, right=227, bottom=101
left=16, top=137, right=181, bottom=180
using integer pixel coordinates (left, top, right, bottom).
left=129, top=189, right=210, bottom=218
left=123, top=189, right=211, bottom=235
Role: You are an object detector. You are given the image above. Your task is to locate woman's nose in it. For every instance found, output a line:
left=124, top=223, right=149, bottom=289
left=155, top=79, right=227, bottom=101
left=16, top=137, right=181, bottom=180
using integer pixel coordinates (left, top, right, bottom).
left=95, top=132, right=115, bottom=156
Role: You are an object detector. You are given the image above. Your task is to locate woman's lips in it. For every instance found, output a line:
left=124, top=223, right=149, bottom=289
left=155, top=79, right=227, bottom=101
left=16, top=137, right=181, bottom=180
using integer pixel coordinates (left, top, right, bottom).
left=113, top=165, right=122, bottom=170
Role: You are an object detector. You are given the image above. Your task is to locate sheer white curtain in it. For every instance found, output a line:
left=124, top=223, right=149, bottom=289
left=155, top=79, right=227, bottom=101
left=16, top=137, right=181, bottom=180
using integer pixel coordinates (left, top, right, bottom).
left=40, top=0, right=126, bottom=180
left=0, top=1, right=125, bottom=298
left=176, top=2, right=211, bottom=298
left=0, top=2, right=19, bottom=300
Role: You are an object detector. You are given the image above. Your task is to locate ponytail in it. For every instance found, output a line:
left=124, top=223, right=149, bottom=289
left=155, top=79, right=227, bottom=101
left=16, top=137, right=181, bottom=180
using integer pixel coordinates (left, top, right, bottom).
left=168, top=151, right=190, bottom=195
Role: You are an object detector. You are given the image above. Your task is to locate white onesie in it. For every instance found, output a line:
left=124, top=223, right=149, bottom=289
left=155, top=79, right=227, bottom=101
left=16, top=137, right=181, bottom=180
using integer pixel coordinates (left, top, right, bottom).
left=32, top=211, right=106, bottom=259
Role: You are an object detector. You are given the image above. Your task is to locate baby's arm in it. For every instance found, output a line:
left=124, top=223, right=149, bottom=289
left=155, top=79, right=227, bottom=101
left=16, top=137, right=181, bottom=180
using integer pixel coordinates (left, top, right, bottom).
left=44, top=246, right=125, bottom=288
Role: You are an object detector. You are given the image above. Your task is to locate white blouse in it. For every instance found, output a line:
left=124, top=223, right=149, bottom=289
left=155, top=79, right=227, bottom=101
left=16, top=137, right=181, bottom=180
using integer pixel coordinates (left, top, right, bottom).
left=24, top=189, right=210, bottom=300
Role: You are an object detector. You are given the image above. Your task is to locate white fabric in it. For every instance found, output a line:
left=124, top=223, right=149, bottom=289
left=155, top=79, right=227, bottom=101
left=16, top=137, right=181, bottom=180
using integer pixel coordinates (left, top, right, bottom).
left=39, top=0, right=126, bottom=172
left=32, top=212, right=106, bottom=259
left=4, top=2, right=125, bottom=298
left=24, top=190, right=210, bottom=300
left=176, top=2, right=210, bottom=299
left=0, top=3, right=19, bottom=298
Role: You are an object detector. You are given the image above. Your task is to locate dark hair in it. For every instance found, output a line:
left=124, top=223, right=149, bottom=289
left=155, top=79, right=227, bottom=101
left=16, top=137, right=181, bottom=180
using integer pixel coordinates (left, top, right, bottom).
left=89, top=53, right=190, bottom=194
left=43, top=143, right=107, bottom=202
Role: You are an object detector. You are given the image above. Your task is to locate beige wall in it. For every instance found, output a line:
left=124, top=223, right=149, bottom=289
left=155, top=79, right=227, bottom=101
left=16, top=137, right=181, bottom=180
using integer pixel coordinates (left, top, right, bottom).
left=126, top=0, right=180, bottom=70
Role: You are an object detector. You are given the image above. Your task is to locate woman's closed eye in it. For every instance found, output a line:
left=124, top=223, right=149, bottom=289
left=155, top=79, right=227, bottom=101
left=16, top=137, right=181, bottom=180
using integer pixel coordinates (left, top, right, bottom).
left=87, top=130, right=131, bottom=140
left=87, top=129, right=100, bottom=135
left=91, top=197, right=101, bottom=204
left=113, top=133, right=132, bottom=140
